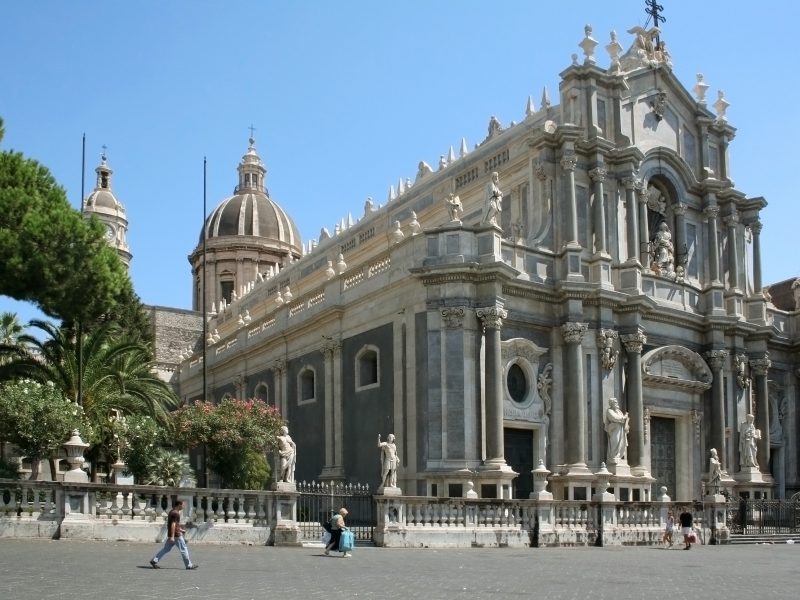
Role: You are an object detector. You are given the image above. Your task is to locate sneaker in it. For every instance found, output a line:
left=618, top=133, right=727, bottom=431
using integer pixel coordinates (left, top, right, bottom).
left=149, top=560, right=160, bottom=569
left=342, top=553, right=351, bottom=558
left=324, top=549, right=330, bottom=556
left=187, top=564, right=199, bottom=570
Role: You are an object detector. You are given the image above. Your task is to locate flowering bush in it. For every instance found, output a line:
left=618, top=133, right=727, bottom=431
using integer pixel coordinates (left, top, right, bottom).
left=120, top=414, right=167, bottom=484
left=172, top=398, right=283, bottom=489
left=0, top=379, right=84, bottom=479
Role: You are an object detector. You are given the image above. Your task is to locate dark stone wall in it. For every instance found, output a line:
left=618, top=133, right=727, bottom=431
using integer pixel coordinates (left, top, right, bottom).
left=415, top=311, right=429, bottom=472
left=342, top=322, right=394, bottom=486
left=286, top=351, right=326, bottom=483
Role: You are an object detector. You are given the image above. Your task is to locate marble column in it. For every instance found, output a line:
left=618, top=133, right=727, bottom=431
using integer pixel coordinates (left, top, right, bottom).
left=705, top=350, right=728, bottom=473
left=621, top=331, right=647, bottom=471
left=560, top=152, right=579, bottom=246
left=477, top=305, right=508, bottom=467
left=750, top=220, right=763, bottom=293
left=622, top=176, right=639, bottom=263
left=273, top=359, right=287, bottom=419
left=589, top=167, right=607, bottom=254
left=561, top=322, right=588, bottom=468
left=321, top=343, right=336, bottom=470
left=750, top=353, right=771, bottom=470
left=704, top=205, right=721, bottom=283
left=674, top=203, right=687, bottom=269
left=636, top=182, right=650, bottom=266
left=724, top=211, right=740, bottom=290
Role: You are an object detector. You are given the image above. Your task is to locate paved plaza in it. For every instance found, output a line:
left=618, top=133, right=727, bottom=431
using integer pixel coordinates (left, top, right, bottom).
left=1, top=539, right=798, bottom=599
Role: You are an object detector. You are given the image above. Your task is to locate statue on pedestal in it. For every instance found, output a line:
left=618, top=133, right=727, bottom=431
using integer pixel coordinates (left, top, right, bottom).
left=651, top=221, right=675, bottom=277
left=377, top=433, right=400, bottom=488
left=708, top=448, right=722, bottom=492
left=739, top=414, right=760, bottom=469
left=482, top=171, right=503, bottom=226
left=276, top=425, right=296, bottom=483
left=604, top=398, right=629, bottom=462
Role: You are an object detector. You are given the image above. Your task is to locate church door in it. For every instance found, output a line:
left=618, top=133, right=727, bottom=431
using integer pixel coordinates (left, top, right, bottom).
left=504, top=428, right=533, bottom=499
left=650, top=417, right=676, bottom=498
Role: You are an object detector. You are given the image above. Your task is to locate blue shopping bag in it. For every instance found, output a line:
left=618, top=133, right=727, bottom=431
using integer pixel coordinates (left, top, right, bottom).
left=339, top=529, right=354, bottom=552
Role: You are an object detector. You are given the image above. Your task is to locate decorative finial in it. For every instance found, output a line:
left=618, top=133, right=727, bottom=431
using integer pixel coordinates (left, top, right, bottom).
left=526, top=95, right=536, bottom=117
left=714, top=90, right=730, bottom=121
left=579, top=24, right=598, bottom=65
left=606, top=30, right=623, bottom=72
left=101, top=144, right=108, bottom=163
left=248, top=124, right=256, bottom=145
left=693, top=73, right=710, bottom=105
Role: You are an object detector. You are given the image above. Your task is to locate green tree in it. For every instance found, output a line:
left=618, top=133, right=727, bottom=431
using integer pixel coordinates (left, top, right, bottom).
left=0, top=311, right=23, bottom=345
left=143, top=448, right=194, bottom=487
left=0, top=319, right=179, bottom=478
left=0, top=379, right=83, bottom=480
left=172, top=398, right=283, bottom=489
left=0, top=147, right=132, bottom=324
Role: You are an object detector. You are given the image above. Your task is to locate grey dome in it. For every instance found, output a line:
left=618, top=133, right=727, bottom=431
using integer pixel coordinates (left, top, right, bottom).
left=202, top=192, right=301, bottom=247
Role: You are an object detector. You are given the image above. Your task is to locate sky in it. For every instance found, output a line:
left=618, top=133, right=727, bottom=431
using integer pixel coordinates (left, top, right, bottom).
left=2, top=0, right=798, bottom=326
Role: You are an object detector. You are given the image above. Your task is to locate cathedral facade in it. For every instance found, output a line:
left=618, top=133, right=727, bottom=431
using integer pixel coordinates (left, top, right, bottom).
left=161, top=25, right=798, bottom=502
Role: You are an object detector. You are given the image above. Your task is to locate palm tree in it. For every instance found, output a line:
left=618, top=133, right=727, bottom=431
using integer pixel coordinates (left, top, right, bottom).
left=0, top=319, right=179, bottom=478
left=0, top=312, right=24, bottom=345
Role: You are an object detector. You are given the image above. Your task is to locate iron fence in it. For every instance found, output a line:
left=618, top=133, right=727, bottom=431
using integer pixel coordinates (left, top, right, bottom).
left=296, top=481, right=375, bottom=543
left=726, top=498, right=800, bottom=535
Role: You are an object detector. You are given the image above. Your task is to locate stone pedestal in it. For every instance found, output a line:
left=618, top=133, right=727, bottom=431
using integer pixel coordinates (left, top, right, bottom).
left=269, top=484, right=301, bottom=546
left=474, top=464, right=518, bottom=499
left=733, top=468, right=774, bottom=499
left=704, top=493, right=729, bottom=545
left=376, top=485, right=402, bottom=496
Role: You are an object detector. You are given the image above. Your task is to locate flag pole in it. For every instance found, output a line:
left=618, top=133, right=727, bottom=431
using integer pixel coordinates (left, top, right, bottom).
left=202, top=156, right=209, bottom=487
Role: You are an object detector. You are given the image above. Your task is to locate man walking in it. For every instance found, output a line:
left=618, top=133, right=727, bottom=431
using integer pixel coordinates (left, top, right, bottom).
left=149, top=499, right=198, bottom=570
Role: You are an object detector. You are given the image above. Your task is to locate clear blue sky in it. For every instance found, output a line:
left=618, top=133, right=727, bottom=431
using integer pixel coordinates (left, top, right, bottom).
left=2, top=1, right=798, bottom=325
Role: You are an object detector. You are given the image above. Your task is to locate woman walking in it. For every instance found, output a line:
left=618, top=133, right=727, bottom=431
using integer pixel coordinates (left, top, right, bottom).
left=324, top=507, right=351, bottom=558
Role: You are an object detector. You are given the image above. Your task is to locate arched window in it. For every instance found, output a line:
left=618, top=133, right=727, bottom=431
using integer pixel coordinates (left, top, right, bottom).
left=355, top=345, right=380, bottom=391
left=298, top=367, right=316, bottom=404
left=254, top=382, right=270, bottom=405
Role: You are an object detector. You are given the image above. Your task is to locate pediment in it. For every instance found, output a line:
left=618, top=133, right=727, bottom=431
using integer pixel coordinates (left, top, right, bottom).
left=641, top=345, right=712, bottom=391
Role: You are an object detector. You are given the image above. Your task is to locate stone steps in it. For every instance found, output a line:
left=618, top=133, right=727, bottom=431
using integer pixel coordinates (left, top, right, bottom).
left=729, top=533, right=799, bottom=545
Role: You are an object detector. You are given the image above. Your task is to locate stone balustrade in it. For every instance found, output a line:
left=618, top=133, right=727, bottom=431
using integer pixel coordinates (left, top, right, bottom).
left=0, top=478, right=723, bottom=548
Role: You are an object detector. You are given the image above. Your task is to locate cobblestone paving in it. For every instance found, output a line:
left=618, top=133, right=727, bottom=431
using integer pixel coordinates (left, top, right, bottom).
left=1, top=539, right=798, bottom=600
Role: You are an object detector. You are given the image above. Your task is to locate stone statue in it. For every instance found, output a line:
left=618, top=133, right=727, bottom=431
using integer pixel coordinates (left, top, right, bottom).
left=651, top=221, right=675, bottom=277
left=416, top=161, right=433, bottom=180
left=708, top=448, right=722, bottom=490
left=739, top=414, right=760, bottom=468
left=598, top=330, right=619, bottom=371
left=482, top=171, right=503, bottom=226
left=792, top=279, right=800, bottom=310
left=378, top=433, right=400, bottom=488
left=734, top=353, right=750, bottom=390
left=604, top=398, right=629, bottom=462
left=487, top=115, right=502, bottom=138
left=446, top=192, right=463, bottom=223
left=276, top=425, right=296, bottom=483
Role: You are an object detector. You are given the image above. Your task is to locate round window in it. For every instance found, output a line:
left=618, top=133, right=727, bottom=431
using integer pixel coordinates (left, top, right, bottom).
left=507, top=363, right=528, bottom=403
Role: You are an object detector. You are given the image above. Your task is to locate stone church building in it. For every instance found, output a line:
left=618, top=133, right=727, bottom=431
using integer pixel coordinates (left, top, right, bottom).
left=93, top=23, right=798, bottom=502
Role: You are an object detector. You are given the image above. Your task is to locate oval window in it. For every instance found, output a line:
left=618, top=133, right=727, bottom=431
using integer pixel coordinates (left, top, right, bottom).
left=507, top=363, right=527, bottom=403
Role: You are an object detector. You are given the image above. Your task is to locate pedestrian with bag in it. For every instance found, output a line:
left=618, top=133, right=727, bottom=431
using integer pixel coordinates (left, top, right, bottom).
left=149, top=499, right=198, bottom=570
left=662, top=510, right=674, bottom=548
left=324, top=507, right=352, bottom=558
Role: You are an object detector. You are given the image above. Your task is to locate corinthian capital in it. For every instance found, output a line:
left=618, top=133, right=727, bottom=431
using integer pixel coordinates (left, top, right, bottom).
left=724, top=212, right=739, bottom=227
left=621, top=331, right=647, bottom=353
left=561, top=322, right=588, bottom=344
left=621, top=176, right=639, bottom=190
left=441, top=307, right=466, bottom=329
left=749, top=220, right=763, bottom=236
left=321, top=336, right=342, bottom=357
left=750, top=353, right=771, bottom=376
left=704, top=206, right=720, bottom=220
left=589, top=167, right=607, bottom=183
left=704, top=349, right=728, bottom=370
left=673, top=203, right=687, bottom=216
left=273, top=358, right=287, bottom=374
left=476, top=306, right=507, bottom=330
left=560, top=152, right=577, bottom=172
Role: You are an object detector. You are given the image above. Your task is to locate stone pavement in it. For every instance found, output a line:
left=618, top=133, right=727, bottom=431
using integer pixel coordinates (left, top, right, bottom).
left=1, top=539, right=798, bottom=600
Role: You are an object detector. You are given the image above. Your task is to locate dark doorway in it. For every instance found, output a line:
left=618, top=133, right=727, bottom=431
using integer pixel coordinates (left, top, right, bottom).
left=650, top=417, right=676, bottom=499
left=504, top=428, right=533, bottom=499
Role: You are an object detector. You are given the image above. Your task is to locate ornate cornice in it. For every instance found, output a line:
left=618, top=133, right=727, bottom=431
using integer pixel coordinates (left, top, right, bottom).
left=561, top=322, right=588, bottom=344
